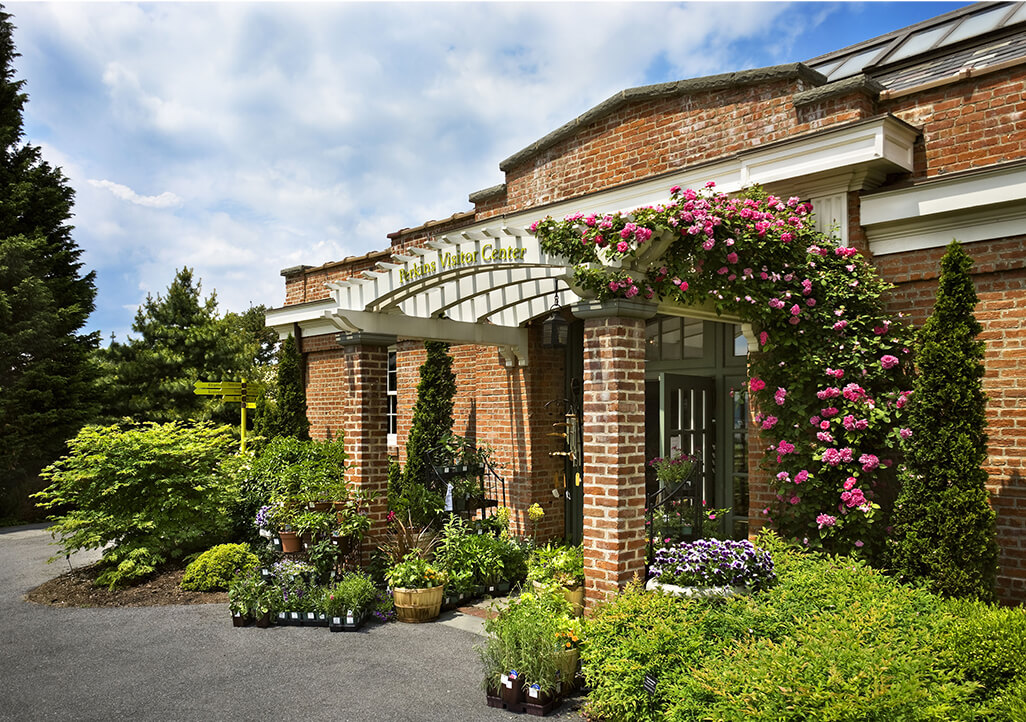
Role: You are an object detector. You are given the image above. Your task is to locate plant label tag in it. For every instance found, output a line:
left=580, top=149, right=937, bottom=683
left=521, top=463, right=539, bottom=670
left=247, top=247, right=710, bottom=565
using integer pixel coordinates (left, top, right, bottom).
left=307, top=612, right=316, bottom=621
left=346, top=612, right=355, bottom=624
left=290, top=612, right=300, bottom=621
left=643, top=673, right=658, bottom=696
left=529, top=684, right=540, bottom=698
left=277, top=612, right=286, bottom=621
left=501, top=674, right=509, bottom=688
left=332, top=617, right=342, bottom=625
left=509, top=670, right=518, bottom=680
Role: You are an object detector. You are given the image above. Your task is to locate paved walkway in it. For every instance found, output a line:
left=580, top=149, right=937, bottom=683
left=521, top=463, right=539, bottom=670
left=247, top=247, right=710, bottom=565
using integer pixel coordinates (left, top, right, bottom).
left=0, top=524, right=583, bottom=721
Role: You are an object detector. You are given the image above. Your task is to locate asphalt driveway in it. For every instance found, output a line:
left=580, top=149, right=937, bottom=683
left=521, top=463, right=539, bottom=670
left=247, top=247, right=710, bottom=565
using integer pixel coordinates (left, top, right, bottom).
left=1, top=524, right=583, bottom=721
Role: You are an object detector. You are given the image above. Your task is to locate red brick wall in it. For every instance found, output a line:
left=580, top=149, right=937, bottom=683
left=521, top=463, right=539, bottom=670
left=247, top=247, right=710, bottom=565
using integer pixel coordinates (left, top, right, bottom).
left=340, top=341, right=390, bottom=555
left=300, top=333, right=348, bottom=441
left=580, top=315, right=649, bottom=610
left=882, top=69, right=1026, bottom=180
left=875, top=236, right=1026, bottom=604
left=393, top=329, right=566, bottom=540
left=480, top=77, right=879, bottom=219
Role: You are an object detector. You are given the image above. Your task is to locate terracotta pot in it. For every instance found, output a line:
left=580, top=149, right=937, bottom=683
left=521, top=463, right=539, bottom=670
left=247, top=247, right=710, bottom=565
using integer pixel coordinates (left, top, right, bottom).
left=278, top=531, right=302, bottom=554
left=392, top=584, right=444, bottom=623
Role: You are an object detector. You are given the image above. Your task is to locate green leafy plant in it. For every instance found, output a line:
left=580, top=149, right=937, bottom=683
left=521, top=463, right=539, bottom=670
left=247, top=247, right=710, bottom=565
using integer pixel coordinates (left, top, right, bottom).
left=323, top=572, right=378, bottom=617
left=227, top=570, right=270, bottom=616
left=480, top=590, right=576, bottom=695
left=181, top=543, right=259, bottom=591
left=888, top=241, right=999, bottom=601
left=386, top=552, right=446, bottom=590
left=527, top=544, right=584, bottom=588
left=221, top=435, right=349, bottom=541
left=33, top=421, right=238, bottom=588
left=379, top=511, right=440, bottom=564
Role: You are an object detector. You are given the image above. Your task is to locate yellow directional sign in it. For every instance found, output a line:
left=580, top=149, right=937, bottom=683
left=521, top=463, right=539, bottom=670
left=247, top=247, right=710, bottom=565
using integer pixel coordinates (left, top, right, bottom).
left=190, top=380, right=261, bottom=451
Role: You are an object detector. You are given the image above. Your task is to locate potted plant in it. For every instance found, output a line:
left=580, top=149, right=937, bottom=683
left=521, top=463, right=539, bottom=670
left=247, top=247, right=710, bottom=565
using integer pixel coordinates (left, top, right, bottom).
left=528, top=544, right=585, bottom=616
left=266, top=559, right=317, bottom=625
left=256, top=501, right=303, bottom=554
left=479, top=590, right=572, bottom=714
left=386, top=553, right=447, bottom=623
left=227, top=571, right=272, bottom=628
left=646, top=538, right=776, bottom=598
left=324, top=571, right=378, bottom=631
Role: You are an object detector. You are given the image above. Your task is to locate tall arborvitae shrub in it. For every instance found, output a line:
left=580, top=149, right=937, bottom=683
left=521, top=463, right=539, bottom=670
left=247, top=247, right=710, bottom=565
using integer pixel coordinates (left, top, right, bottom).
left=256, top=334, right=309, bottom=440
left=394, top=341, right=456, bottom=522
left=888, top=241, right=998, bottom=601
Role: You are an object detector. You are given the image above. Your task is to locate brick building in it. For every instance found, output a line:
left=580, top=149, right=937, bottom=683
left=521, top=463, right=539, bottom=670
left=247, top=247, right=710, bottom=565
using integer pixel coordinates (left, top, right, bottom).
left=267, top=2, right=1026, bottom=606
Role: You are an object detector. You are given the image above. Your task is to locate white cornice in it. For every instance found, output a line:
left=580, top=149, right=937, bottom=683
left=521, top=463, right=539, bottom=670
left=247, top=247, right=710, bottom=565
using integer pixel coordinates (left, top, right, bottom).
left=863, top=163, right=1026, bottom=255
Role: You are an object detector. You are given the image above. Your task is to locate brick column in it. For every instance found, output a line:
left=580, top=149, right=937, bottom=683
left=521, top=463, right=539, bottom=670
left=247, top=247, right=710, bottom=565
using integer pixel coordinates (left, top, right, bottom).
left=572, top=300, right=657, bottom=612
left=338, top=333, right=396, bottom=558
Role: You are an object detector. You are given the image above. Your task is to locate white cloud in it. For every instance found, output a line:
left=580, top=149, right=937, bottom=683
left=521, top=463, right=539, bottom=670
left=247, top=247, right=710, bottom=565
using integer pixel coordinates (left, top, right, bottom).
left=7, top=2, right=947, bottom=342
left=87, top=179, right=181, bottom=208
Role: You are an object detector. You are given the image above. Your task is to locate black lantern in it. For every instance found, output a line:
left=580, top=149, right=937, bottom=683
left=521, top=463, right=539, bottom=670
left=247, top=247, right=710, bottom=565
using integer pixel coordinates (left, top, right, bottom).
left=541, top=284, right=568, bottom=348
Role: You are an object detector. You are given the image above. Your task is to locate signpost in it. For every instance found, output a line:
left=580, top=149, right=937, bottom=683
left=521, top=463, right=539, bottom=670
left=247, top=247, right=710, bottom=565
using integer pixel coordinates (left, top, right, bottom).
left=193, top=380, right=260, bottom=451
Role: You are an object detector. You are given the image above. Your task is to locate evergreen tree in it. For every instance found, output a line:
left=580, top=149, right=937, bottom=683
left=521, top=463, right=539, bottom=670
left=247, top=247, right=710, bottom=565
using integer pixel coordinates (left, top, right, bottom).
left=394, top=341, right=456, bottom=522
left=0, top=8, right=99, bottom=519
left=255, top=333, right=309, bottom=440
left=888, top=241, right=998, bottom=601
left=100, top=268, right=250, bottom=423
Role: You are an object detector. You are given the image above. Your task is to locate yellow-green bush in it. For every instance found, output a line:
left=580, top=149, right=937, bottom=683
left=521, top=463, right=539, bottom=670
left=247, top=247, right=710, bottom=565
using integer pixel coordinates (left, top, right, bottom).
left=181, top=543, right=258, bottom=591
left=581, top=534, right=1022, bottom=722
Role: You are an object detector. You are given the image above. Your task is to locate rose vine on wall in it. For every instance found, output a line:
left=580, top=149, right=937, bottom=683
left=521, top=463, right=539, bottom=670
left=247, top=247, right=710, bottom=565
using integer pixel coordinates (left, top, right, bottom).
left=531, top=184, right=914, bottom=559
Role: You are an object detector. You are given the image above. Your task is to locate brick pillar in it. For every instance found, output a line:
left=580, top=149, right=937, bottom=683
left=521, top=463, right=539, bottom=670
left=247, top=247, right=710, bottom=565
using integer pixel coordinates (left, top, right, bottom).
left=338, top=333, right=396, bottom=558
left=572, top=300, right=657, bottom=612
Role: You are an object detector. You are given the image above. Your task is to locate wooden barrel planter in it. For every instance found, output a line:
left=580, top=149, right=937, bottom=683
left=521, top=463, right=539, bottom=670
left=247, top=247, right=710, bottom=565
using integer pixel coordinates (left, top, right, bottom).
left=392, top=584, right=445, bottom=623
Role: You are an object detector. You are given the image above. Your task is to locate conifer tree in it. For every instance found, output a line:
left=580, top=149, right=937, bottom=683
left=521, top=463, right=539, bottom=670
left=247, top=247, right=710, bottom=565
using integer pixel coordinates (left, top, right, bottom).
left=255, top=333, right=309, bottom=440
left=100, top=268, right=250, bottom=422
left=888, top=241, right=998, bottom=601
left=0, top=8, right=99, bottom=518
left=395, top=341, right=456, bottom=522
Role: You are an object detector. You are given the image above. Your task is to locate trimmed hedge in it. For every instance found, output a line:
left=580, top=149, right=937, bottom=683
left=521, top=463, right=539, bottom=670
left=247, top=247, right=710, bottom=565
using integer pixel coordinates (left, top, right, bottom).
left=581, top=534, right=1025, bottom=722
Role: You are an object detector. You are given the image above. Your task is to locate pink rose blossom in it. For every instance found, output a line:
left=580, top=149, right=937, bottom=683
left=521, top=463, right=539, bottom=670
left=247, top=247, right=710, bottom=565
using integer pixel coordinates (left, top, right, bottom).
left=761, top=416, right=778, bottom=430
left=880, top=354, right=899, bottom=369
left=726, top=252, right=739, bottom=264
left=795, top=470, right=809, bottom=484
left=859, top=453, right=880, bottom=472
left=759, top=331, right=769, bottom=347
left=899, top=427, right=913, bottom=439
left=821, top=407, right=840, bottom=418
left=774, top=387, right=787, bottom=406
left=616, top=241, right=629, bottom=253
left=816, top=513, right=837, bottom=529
left=750, top=378, right=766, bottom=393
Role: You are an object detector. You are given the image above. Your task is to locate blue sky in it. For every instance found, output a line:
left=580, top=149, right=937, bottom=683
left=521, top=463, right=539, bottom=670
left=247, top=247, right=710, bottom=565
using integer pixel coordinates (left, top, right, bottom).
left=8, top=1, right=969, bottom=343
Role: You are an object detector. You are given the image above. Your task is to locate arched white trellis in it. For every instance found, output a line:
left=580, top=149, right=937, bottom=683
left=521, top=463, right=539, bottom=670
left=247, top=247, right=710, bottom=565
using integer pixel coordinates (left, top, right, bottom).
left=316, top=225, right=580, bottom=365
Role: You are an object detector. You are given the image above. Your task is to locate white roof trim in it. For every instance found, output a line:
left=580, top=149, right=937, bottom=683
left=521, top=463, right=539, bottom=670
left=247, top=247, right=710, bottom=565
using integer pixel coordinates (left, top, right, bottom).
left=863, top=163, right=1026, bottom=255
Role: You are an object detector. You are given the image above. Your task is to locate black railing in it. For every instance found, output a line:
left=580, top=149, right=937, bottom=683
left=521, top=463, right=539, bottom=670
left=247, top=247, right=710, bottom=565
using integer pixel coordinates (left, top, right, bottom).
left=645, top=458, right=703, bottom=571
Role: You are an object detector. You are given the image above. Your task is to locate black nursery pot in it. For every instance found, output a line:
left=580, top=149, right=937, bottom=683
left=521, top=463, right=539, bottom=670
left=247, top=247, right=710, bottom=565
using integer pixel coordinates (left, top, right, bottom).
left=501, top=673, right=525, bottom=714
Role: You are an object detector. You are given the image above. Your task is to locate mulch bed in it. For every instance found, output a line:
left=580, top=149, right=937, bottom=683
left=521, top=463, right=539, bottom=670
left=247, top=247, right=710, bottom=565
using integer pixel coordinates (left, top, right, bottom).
left=24, top=563, right=228, bottom=608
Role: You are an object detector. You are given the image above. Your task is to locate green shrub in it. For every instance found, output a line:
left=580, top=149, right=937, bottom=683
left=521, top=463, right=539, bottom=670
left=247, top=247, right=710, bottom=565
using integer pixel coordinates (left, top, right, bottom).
left=33, top=421, right=238, bottom=588
left=221, top=434, right=348, bottom=541
left=673, top=610, right=974, bottom=722
left=933, top=599, right=1026, bottom=709
left=582, top=534, right=1016, bottom=722
left=181, top=543, right=259, bottom=591
left=888, top=240, right=999, bottom=601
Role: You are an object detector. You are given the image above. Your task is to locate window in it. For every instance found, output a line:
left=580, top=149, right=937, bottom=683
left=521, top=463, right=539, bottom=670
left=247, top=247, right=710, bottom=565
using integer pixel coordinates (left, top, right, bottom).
left=645, top=317, right=704, bottom=361
left=387, top=348, right=398, bottom=447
